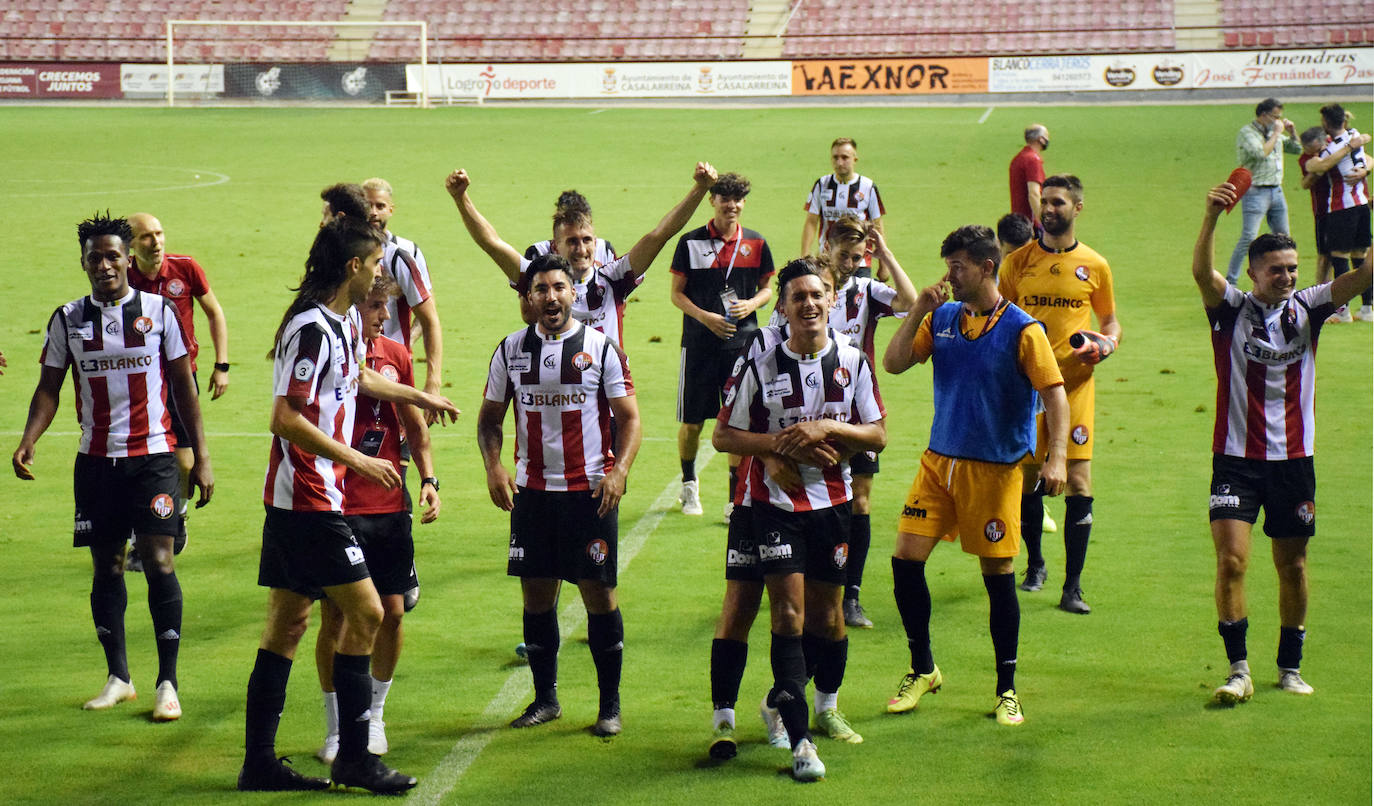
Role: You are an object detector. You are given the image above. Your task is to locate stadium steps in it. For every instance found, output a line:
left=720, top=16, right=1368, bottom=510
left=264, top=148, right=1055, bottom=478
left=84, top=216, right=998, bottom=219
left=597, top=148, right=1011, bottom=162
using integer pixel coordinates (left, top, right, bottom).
left=741, top=0, right=790, bottom=59
left=327, top=0, right=387, bottom=61
left=1175, top=0, right=1220, bottom=50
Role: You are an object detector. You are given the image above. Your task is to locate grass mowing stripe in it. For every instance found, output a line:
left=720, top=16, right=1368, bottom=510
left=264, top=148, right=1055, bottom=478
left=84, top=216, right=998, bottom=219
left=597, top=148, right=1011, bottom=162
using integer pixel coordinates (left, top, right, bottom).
left=409, top=446, right=717, bottom=805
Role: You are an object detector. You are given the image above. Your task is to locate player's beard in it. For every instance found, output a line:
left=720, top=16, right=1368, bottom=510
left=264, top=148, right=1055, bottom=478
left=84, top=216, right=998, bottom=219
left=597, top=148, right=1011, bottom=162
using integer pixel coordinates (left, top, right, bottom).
left=1041, top=212, right=1071, bottom=237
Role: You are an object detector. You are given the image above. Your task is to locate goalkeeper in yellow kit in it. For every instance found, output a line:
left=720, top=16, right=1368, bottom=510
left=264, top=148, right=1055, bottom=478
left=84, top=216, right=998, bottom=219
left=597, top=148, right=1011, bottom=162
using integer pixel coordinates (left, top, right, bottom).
left=999, top=174, right=1123, bottom=614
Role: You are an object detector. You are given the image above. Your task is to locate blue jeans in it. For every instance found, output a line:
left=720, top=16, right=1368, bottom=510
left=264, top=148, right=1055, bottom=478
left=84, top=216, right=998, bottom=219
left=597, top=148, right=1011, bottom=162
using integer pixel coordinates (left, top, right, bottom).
left=1227, top=185, right=1290, bottom=284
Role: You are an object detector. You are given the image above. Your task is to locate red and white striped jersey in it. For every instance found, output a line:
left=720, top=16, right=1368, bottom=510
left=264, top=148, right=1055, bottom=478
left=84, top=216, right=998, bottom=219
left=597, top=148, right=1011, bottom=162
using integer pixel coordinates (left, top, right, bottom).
left=524, top=237, right=617, bottom=267
left=40, top=289, right=187, bottom=457
left=484, top=322, right=634, bottom=491
left=382, top=237, right=432, bottom=349
left=720, top=337, right=884, bottom=512
left=514, top=255, right=642, bottom=347
left=832, top=275, right=901, bottom=362
left=1208, top=283, right=1334, bottom=460
left=263, top=303, right=364, bottom=512
left=804, top=173, right=885, bottom=251
left=1319, top=127, right=1370, bottom=212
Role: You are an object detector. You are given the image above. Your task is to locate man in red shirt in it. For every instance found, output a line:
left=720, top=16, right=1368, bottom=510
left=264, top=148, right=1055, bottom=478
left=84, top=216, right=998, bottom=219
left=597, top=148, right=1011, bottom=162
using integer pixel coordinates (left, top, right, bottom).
left=1009, top=125, right=1049, bottom=227
left=126, top=213, right=229, bottom=558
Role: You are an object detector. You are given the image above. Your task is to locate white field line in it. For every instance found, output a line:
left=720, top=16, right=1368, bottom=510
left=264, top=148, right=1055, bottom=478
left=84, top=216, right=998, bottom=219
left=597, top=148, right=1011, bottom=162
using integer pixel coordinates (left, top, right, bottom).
left=407, top=446, right=717, bottom=806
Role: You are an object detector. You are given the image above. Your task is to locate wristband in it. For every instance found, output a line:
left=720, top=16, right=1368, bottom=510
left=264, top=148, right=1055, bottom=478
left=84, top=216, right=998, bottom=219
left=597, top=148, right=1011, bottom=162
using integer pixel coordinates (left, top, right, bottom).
left=421, top=477, right=440, bottom=491
left=213, top=362, right=230, bottom=372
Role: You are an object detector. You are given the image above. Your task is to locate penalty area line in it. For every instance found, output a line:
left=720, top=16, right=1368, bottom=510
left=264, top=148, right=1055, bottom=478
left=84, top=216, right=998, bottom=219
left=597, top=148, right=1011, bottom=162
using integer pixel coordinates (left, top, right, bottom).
left=408, top=446, right=717, bottom=805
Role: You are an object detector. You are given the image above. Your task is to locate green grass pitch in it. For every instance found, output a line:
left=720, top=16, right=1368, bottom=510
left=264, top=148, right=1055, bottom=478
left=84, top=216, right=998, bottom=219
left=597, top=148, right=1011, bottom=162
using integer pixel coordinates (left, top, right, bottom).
left=0, top=100, right=1369, bottom=805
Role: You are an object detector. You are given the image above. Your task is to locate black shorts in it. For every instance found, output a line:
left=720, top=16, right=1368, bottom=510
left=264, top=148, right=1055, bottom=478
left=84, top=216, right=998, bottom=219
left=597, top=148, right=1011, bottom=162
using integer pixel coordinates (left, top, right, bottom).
left=509, top=488, right=618, bottom=586
left=1324, top=204, right=1372, bottom=253
left=850, top=449, right=880, bottom=476
left=724, top=504, right=762, bottom=582
left=167, top=370, right=199, bottom=449
left=1209, top=454, right=1316, bottom=538
left=73, top=452, right=181, bottom=547
left=678, top=346, right=741, bottom=425
left=258, top=506, right=371, bottom=597
left=1313, top=214, right=1329, bottom=256
left=751, top=500, right=852, bottom=585
left=345, top=512, right=416, bottom=596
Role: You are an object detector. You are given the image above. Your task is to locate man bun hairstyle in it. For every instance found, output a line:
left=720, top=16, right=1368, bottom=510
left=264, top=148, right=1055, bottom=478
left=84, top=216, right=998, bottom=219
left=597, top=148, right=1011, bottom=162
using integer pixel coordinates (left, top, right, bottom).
left=271, top=216, right=383, bottom=352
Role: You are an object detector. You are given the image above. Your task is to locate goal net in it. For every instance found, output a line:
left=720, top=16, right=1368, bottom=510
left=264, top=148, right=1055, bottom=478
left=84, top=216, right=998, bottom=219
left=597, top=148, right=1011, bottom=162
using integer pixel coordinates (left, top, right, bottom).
left=162, top=19, right=428, bottom=107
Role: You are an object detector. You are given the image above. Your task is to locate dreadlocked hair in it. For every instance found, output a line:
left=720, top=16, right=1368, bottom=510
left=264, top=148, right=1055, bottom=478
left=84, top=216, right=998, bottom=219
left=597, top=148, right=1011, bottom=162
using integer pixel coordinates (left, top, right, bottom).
left=77, top=211, right=132, bottom=249
left=269, top=216, right=383, bottom=356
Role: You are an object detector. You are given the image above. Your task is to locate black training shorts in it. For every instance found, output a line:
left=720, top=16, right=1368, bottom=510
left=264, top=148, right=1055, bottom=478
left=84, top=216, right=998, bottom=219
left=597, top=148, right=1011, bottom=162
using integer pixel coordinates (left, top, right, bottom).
left=1209, top=454, right=1316, bottom=538
left=73, top=452, right=180, bottom=547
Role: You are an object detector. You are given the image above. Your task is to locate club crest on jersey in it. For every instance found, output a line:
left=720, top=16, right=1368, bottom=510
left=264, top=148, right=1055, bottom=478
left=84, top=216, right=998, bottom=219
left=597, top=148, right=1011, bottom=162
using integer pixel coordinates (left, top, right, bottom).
left=1075, top=265, right=1089, bottom=281
left=133, top=316, right=154, bottom=335
left=832, top=542, right=849, bottom=569
left=294, top=358, right=314, bottom=381
left=572, top=351, right=593, bottom=372
left=739, top=244, right=753, bottom=257
left=167, top=279, right=186, bottom=296
left=380, top=364, right=399, bottom=382
left=1295, top=501, right=1315, bottom=525
left=832, top=367, right=851, bottom=388
left=1071, top=425, right=1089, bottom=445
left=150, top=493, right=175, bottom=519
left=586, top=539, right=609, bottom=566
left=984, top=518, right=1007, bottom=543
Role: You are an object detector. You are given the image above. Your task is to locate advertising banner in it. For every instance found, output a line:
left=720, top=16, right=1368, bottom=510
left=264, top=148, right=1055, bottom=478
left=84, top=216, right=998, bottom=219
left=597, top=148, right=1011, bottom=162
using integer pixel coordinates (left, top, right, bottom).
left=409, top=62, right=792, bottom=100
left=791, top=57, right=989, bottom=95
left=224, top=63, right=404, bottom=100
left=121, top=64, right=225, bottom=95
left=0, top=62, right=121, bottom=98
left=1191, top=48, right=1374, bottom=89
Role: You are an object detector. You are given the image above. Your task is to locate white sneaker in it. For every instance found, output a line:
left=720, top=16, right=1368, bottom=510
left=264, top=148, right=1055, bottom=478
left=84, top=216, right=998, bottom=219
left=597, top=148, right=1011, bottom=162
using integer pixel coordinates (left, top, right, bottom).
left=1355, top=305, right=1374, bottom=323
left=680, top=480, right=703, bottom=516
left=791, top=738, right=826, bottom=781
left=1326, top=304, right=1352, bottom=324
left=1213, top=671, right=1254, bottom=705
left=316, top=733, right=339, bottom=764
left=1277, top=669, right=1314, bottom=695
left=760, top=696, right=789, bottom=748
left=152, top=680, right=181, bottom=721
left=83, top=674, right=136, bottom=710
left=368, top=714, right=389, bottom=755
left=722, top=500, right=734, bottom=524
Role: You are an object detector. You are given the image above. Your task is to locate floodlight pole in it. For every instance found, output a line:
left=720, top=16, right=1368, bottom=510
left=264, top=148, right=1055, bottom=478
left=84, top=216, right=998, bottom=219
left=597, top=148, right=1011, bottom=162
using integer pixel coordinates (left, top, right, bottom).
left=166, top=20, right=175, bottom=107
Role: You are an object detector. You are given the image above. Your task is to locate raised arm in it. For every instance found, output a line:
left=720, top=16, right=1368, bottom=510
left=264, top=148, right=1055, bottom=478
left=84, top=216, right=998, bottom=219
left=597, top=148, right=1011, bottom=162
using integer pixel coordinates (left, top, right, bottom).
left=1304, top=132, right=1372, bottom=176
left=1192, top=184, right=1232, bottom=308
left=884, top=281, right=947, bottom=374
left=444, top=169, right=524, bottom=282
left=870, top=228, right=917, bottom=312
left=625, top=162, right=718, bottom=278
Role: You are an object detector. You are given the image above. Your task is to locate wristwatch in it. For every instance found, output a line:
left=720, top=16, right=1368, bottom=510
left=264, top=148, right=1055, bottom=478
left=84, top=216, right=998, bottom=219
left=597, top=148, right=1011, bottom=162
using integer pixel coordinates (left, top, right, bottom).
left=213, top=362, right=230, bottom=372
left=421, top=477, right=440, bottom=491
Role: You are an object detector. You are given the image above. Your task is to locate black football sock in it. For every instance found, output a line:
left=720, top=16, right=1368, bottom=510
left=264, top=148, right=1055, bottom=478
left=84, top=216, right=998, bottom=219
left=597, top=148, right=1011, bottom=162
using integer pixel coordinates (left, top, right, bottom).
left=333, top=652, right=372, bottom=760
left=1063, top=495, right=1093, bottom=590
left=523, top=609, right=560, bottom=702
left=1277, top=625, right=1306, bottom=670
left=710, top=638, right=748, bottom=710
left=244, top=648, right=292, bottom=766
left=727, top=465, right=739, bottom=504
left=90, top=572, right=130, bottom=682
left=143, top=563, right=182, bottom=689
left=1020, top=492, right=1046, bottom=568
left=1218, top=617, right=1248, bottom=664
left=846, top=514, right=871, bottom=597
left=681, top=459, right=696, bottom=483
left=801, top=631, right=821, bottom=683
left=984, top=572, right=1020, bottom=693
left=1352, top=257, right=1371, bottom=305
left=768, top=633, right=810, bottom=747
left=587, top=609, right=624, bottom=714
left=811, top=635, right=848, bottom=697
left=892, top=557, right=935, bottom=674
